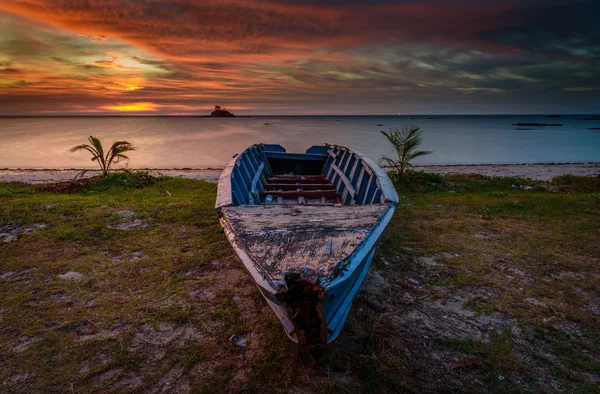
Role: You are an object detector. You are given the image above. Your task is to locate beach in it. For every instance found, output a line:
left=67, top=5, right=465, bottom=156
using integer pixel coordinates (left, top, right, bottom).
left=0, top=168, right=223, bottom=184
left=416, top=162, right=600, bottom=180
left=2, top=162, right=598, bottom=184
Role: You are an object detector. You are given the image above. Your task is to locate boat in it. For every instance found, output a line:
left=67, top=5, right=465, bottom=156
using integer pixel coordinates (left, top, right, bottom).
left=215, top=143, right=398, bottom=349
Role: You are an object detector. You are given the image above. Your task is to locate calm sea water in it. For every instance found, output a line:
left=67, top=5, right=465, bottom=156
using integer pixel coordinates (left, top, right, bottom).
left=0, top=115, right=599, bottom=169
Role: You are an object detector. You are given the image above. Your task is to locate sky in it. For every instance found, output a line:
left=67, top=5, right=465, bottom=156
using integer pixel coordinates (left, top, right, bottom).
left=0, top=0, right=599, bottom=115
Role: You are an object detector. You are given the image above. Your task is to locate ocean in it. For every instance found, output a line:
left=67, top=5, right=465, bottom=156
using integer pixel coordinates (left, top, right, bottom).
left=0, top=115, right=599, bottom=169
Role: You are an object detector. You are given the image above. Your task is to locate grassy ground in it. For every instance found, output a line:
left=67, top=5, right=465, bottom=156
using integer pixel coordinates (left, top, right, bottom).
left=1, top=172, right=599, bottom=393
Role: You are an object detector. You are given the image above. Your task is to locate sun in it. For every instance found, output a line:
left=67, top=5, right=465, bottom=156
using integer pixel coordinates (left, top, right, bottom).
left=103, top=102, right=157, bottom=112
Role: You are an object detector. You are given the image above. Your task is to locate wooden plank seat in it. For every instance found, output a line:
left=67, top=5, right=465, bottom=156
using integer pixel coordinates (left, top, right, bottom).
left=260, top=190, right=338, bottom=199
left=267, top=177, right=330, bottom=184
left=268, top=174, right=326, bottom=180
left=264, top=183, right=336, bottom=191
left=263, top=173, right=339, bottom=203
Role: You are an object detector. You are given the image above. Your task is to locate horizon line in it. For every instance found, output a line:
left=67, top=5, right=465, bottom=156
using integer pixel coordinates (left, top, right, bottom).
left=1, top=113, right=599, bottom=118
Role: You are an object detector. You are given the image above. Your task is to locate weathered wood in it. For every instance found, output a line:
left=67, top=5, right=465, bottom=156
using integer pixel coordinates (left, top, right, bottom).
left=266, top=178, right=331, bottom=184
left=237, top=158, right=253, bottom=187
left=269, top=175, right=326, bottom=180
left=328, top=149, right=345, bottom=180
left=330, top=164, right=357, bottom=199
left=370, top=188, right=381, bottom=204
left=360, top=172, right=373, bottom=204
left=248, top=162, right=265, bottom=205
left=265, top=183, right=336, bottom=191
left=215, top=156, right=235, bottom=209
left=348, top=159, right=359, bottom=184
left=352, top=149, right=398, bottom=203
left=260, top=190, right=338, bottom=199
left=221, top=204, right=389, bottom=280
left=355, top=167, right=365, bottom=200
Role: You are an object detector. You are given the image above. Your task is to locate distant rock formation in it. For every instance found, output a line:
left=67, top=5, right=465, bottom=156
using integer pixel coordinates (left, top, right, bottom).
left=211, top=105, right=235, bottom=117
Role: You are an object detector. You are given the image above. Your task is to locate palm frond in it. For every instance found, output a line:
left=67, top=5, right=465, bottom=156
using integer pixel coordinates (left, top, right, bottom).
left=88, top=136, right=103, bottom=155
left=71, top=136, right=136, bottom=177
left=105, top=141, right=135, bottom=168
left=112, top=153, right=130, bottom=163
left=69, top=144, right=92, bottom=153
left=380, top=126, right=431, bottom=179
left=379, top=155, right=399, bottom=168
left=110, top=141, right=136, bottom=151
left=70, top=144, right=100, bottom=161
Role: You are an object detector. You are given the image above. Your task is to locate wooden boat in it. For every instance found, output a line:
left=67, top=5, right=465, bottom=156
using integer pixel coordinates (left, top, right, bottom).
left=215, top=143, right=398, bottom=349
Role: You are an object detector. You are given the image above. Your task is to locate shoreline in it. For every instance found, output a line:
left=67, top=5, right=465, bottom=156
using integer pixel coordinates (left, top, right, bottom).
left=415, top=162, right=600, bottom=180
left=0, top=162, right=599, bottom=184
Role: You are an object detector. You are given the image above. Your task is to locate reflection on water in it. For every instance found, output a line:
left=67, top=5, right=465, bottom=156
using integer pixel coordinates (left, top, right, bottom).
left=0, top=115, right=599, bottom=168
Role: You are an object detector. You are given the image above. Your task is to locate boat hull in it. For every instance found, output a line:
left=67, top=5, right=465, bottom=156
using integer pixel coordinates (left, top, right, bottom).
left=216, top=143, right=399, bottom=347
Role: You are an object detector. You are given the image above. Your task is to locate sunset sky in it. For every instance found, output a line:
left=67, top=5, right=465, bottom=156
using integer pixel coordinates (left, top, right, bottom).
left=0, top=0, right=598, bottom=115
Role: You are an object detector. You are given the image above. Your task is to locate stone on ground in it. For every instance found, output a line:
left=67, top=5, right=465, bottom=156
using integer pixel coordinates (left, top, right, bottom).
left=58, top=271, right=85, bottom=280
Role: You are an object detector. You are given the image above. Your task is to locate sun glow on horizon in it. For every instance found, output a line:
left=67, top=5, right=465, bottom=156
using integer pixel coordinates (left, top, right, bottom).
left=102, top=102, right=157, bottom=112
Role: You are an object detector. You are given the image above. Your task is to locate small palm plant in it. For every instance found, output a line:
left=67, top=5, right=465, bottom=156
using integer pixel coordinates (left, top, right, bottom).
left=70, top=136, right=136, bottom=177
left=380, top=126, right=432, bottom=180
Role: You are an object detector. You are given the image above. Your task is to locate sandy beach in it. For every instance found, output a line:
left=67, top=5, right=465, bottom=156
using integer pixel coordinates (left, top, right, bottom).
left=414, top=162, right=600, bottom=180
left=0, top=169, right=223, bottom=184
left=1, top=163, right=598, bottom=184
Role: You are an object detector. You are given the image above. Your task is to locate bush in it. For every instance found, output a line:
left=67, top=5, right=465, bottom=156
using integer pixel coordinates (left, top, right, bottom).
left=392, top=170, right=447, bottom=191
left=86, top=171, right=156, bottom=192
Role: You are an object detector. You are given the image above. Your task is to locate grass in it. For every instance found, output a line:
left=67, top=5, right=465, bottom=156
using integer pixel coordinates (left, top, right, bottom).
left=210, top=297, right=245, bottom=332
left=376, top=171, right=600, bottom=391
left=1, top=172, right=599, bottom=392
left=437, top=328, right=515, bottom=383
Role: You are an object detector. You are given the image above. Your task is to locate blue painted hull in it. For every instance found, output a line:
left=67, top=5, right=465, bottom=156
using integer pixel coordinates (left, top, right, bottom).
left=216, top=143, right=398, bottom=348
left=258, top=206, right=393, bottom=345
left=321, top=204, right=395, bottom=342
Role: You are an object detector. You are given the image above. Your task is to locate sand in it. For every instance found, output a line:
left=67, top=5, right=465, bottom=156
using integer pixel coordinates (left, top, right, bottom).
left=0, top=169, right=222, bottom=184
left=413, top=162, right=600, bottom=181
left=0, top=163, right=598, bottom=184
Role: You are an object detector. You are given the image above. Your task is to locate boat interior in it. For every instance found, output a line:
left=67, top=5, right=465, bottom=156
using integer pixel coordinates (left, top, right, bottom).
left=225, top=144, right=389, bottom=207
